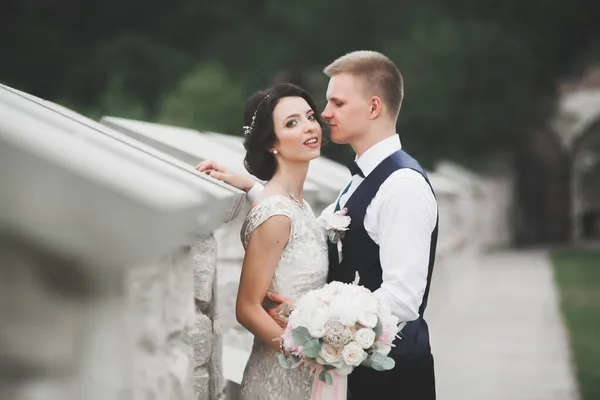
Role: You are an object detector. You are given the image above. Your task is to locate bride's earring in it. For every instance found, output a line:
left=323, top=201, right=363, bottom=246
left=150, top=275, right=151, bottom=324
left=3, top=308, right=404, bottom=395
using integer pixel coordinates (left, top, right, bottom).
left=272, top=150, right=278, bottom=155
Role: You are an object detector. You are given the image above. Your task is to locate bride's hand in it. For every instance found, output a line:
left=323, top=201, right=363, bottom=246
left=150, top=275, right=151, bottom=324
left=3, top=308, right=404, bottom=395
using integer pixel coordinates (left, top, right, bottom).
left=195, top=160, right=255, bottom=192
left=266, top=291, right=294, bottom=329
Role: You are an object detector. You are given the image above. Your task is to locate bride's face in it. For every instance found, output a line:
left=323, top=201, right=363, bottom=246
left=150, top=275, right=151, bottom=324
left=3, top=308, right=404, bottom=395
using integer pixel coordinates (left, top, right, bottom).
left=271, top=96, right=322, bottom=162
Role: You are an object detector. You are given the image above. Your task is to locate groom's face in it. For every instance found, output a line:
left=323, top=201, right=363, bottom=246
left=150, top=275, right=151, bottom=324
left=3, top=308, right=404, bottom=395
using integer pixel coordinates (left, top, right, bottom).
left=322, top=73, right=371, bottom=145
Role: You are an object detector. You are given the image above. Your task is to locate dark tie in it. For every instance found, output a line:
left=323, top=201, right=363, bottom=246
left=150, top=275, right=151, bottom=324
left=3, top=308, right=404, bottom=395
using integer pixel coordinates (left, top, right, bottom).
left=347, top=161, right=365, bottom=178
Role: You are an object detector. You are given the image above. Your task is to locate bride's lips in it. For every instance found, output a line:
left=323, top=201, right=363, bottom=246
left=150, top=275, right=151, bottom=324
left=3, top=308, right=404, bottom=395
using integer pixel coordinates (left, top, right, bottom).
left=303, top=136, right=320, bottom=149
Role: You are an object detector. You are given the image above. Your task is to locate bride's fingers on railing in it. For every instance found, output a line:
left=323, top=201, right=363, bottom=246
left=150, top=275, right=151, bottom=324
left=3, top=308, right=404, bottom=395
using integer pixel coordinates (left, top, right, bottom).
left=195, top=160, right=219, bottom=172
left=209, top=170, right=223, bottom=180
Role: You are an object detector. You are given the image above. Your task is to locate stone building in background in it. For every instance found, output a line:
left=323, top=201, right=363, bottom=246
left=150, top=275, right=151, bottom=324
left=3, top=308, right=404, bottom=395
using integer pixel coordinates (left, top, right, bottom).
left=554, top=65, right=600, bottom=242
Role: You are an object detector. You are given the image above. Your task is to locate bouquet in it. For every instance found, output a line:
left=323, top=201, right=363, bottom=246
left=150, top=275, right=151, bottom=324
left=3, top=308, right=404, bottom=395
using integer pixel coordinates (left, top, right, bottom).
left=277, top=275, right=405, bottom=384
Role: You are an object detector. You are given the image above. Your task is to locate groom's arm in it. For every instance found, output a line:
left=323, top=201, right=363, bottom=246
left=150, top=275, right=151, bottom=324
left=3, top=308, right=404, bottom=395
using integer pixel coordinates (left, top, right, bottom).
left=371, top=170, right=438, bottom=322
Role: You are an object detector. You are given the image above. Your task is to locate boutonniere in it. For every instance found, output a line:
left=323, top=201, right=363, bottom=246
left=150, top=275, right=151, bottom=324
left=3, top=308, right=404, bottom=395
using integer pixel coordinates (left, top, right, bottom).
left=317, top=208, right=351, bottom=263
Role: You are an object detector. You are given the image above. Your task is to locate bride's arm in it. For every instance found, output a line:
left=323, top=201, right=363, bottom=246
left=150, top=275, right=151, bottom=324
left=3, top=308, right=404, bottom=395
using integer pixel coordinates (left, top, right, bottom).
left=196, top=160, right=263, bottom=203
left=236, top=215, right=291, bottom=352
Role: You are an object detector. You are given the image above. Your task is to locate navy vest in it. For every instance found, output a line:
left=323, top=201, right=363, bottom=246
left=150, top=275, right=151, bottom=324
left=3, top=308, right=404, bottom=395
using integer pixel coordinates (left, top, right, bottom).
left=327, top=150, right=438, bottom=359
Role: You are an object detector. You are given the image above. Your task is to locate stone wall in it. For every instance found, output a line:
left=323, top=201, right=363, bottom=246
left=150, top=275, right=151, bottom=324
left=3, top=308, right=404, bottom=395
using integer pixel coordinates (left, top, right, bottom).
left=190, top=235, right=224, bottom=400
left=0, top=83, right=245, bottom=400
left=123, top=234, right=224, bottom=400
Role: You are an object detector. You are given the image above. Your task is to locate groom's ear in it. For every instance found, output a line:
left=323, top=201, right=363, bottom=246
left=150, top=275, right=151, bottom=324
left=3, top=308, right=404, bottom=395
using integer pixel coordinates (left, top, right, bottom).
left=368, top=96, right=383, bottom=119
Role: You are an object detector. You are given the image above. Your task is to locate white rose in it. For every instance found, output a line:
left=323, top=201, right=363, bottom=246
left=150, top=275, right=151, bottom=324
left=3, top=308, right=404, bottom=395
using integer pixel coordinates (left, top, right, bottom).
left=319, top=343, right=343, bottom=365
left=354, top=328, right=376, bottom=349
left=306, top=308, right=329, bottom=338
left=329, top=295, right=360, bottom=326
left=341, top=342, right=367, bottom=366
left=355, top=292, right=378, bottom=314
left=318, top=212, right=351, bottom=232
left=358, top=311, right=378, bottom=328
left=373, top=343, right=392, bottom=356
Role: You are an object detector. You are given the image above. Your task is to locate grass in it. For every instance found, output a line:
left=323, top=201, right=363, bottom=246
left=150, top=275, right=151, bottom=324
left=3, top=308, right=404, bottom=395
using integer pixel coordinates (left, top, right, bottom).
left=551, top=250, right=600, bottom=400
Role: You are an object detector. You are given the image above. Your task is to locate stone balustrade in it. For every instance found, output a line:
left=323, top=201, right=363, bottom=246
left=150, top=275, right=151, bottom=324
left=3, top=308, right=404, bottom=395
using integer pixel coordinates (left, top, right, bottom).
left=0, top=84, right=245, bottom=400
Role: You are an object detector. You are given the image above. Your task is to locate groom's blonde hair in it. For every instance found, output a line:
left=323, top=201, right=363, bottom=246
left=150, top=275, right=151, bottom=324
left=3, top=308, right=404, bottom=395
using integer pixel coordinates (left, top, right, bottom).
left=324, top=50, right=404, bottom=121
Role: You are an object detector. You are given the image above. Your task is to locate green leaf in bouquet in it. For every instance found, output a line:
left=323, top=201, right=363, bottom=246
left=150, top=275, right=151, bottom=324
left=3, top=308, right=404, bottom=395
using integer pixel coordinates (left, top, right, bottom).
left=318, top=370, right=333, bottom=385
left=361, top=354, right=372, bottom=367
left=278, top=303, right=289, bottom=316
left=398, top=321, right=407, bottom=330
left=303, top=338, right=322, bottom=358
left=278, top=354, right=291, bottom=369
left=292, top=326, right=313, bottom=346
left=374, top=318, right=382, bottom=338
left=366, top=352, right=395, bottom=371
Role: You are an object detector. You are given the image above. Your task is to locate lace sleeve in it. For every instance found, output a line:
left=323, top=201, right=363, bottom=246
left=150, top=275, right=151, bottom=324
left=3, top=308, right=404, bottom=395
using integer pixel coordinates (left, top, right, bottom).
left=240, top=195, right=296, bottom=249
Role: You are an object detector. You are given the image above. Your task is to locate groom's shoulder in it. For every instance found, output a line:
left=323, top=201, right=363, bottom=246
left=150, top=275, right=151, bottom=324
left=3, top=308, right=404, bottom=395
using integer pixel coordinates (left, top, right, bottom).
left=386, top=168, right=429, bottom=187
left=379, top=168, right=436, bottom=206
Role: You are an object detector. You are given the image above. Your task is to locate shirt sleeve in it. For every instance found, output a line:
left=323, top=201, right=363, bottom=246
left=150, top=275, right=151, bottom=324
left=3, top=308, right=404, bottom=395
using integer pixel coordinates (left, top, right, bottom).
left=370, top=170, right=438, bottom=322
left=246, top=182, right=265, bottom=204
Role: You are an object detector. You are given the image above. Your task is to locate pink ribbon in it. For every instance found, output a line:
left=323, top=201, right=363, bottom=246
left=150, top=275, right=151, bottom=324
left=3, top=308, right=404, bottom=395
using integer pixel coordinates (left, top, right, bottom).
left=311, top=367, right=344, bottom=400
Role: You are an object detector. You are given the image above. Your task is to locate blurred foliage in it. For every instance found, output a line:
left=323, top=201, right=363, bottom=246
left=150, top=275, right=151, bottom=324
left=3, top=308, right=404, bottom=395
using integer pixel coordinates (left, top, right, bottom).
left=551, top=250, right=600, bottom=400
left=158, top=63, right=246, bottom=134
left=2, top=0, right=600, bottom=167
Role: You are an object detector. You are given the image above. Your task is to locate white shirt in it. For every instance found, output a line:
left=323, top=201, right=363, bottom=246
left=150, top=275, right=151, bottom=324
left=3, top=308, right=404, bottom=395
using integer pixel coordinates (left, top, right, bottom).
left=247, top=135, right=438, bottom=323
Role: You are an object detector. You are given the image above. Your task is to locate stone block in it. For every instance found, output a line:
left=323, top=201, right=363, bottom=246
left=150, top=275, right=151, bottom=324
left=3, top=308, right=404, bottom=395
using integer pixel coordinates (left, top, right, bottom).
left=166, top=246, right=196, bottom=335
left=194, top=368, right=210, bottom=400
left=184, top=313, right=213, bottom=368
left=192, top=235, right=217, bottom=312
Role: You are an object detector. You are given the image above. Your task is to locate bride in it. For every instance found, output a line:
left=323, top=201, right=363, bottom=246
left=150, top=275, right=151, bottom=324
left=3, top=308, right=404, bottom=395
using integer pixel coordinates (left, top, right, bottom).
left=227, top=83, right=332, bottom=399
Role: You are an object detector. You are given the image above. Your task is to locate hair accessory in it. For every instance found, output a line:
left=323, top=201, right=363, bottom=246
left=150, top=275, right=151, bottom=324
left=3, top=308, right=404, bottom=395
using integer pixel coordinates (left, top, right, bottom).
left=243, top=94, right=271, bottom=136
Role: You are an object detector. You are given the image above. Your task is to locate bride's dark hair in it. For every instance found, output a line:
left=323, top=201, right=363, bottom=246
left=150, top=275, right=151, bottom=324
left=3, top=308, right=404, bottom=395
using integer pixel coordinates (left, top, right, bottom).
left=243, top=83, right=323, bottom=181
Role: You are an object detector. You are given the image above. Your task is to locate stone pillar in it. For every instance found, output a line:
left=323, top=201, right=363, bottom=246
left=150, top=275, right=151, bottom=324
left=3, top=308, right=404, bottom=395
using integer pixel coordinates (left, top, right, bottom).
left=188, top=234, right=223, bottom=400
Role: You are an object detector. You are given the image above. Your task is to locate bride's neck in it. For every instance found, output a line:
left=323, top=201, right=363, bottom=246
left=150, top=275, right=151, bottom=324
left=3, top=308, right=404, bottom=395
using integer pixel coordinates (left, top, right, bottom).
left=270, top=161, right=309, bottom=199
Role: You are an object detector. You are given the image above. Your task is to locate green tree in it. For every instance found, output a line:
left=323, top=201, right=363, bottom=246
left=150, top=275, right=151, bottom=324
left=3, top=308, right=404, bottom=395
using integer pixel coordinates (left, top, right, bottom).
left=157, top=63, right=246, bottom=135
left=59, top=33, right=193, bottom=117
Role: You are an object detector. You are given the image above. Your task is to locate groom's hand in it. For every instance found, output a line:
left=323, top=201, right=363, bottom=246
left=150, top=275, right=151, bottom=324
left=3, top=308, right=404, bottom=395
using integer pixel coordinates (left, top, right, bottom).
left=266, top=291, right=294, bottom=329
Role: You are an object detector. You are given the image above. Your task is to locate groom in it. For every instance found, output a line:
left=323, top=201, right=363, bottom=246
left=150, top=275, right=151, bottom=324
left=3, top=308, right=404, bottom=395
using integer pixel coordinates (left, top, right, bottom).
left=309, top=51, right=437, bottom=399
left=310, top=50, right=438, bottom=399
left=201, top=50, right=438, bottom=399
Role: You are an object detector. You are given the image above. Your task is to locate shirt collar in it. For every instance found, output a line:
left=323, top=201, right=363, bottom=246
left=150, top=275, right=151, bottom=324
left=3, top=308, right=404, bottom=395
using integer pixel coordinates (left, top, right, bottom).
left=355, top=135, right=402, bottom=177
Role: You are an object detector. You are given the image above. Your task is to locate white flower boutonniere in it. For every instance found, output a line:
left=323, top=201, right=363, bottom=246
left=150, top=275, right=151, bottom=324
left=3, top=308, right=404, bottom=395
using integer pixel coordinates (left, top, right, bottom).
left=318, top=208, right=351, bottom=263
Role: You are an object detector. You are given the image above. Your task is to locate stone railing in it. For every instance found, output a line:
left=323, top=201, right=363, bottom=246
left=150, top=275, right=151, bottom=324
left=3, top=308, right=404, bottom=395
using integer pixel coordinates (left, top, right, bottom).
left=0, top=84, right=246, bottom=400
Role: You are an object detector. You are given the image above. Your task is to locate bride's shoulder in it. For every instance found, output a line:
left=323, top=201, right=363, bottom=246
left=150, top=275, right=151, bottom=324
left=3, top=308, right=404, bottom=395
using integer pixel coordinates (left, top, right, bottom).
left=249, top=185, right=297, bottom=213
left=241, top=194, right=296, bottom=247
left=246, top=191, right=297, bottom=218
left=252, top=192, right=288, bottom=206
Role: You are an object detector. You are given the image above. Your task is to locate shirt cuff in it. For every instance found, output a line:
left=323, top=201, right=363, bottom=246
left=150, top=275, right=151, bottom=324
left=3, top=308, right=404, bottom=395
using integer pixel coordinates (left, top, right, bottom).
left=372, top=287, right=420, bottom=323
left=247, top=182, right=264, bottom=204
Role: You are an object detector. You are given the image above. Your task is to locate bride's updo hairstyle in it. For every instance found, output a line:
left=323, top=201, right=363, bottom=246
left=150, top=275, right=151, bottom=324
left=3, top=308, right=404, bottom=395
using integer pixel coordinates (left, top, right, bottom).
left=242, top=83, right=323, bottom=181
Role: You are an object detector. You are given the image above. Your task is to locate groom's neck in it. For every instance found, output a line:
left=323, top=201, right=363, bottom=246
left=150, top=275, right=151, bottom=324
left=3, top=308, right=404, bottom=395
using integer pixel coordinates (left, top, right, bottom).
left=351, top=128, right=397, bottom=158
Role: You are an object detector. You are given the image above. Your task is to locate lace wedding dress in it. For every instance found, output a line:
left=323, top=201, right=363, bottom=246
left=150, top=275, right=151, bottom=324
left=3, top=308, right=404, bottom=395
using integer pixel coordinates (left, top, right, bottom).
left=239, top=195, right=329, bottom=400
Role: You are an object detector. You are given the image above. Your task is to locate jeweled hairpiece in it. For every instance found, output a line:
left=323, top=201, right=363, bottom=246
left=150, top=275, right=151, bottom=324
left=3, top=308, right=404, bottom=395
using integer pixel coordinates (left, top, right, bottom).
left=243, top=94, right=270, bottom=136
